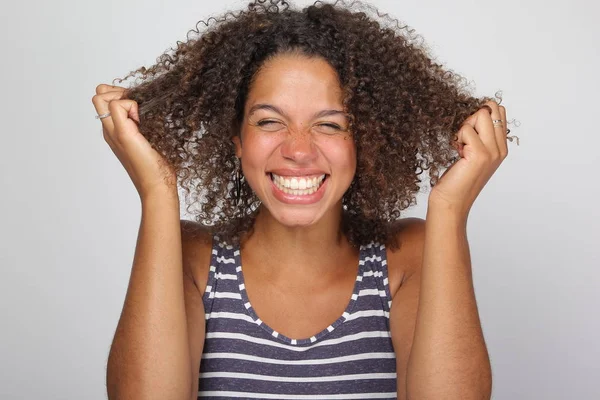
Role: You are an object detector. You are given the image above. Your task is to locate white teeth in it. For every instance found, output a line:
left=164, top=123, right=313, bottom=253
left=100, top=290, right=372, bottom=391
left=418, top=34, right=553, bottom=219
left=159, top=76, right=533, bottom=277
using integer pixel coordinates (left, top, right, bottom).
left=271, top=173, right=326, bottom=195
left=271, top=173, right=326, bottom=190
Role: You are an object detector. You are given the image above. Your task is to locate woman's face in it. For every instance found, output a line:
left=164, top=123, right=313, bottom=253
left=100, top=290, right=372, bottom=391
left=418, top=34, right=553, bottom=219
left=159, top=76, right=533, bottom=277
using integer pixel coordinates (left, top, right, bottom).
left=234, top=53, right=356, bottom=227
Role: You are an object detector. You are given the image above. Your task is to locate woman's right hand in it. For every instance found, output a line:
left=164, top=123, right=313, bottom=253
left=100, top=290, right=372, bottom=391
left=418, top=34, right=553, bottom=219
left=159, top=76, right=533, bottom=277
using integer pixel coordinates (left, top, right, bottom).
left=91, top=84, right=178, bottom=201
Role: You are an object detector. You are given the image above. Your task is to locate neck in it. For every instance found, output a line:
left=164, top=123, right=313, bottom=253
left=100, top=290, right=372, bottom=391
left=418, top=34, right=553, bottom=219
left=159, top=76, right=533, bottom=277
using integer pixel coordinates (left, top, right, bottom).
left=240, top=203, right=357, bottom=281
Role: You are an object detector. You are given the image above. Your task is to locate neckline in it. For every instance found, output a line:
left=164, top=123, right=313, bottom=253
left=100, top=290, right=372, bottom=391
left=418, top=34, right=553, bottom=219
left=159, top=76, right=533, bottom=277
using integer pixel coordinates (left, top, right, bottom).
left=232, top=243, right=367, bottom=346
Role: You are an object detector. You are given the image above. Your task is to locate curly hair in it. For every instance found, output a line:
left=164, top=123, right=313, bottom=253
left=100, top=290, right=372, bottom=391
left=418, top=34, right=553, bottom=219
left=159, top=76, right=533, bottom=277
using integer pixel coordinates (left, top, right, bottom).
left=115, top=0, right=497, bottom=249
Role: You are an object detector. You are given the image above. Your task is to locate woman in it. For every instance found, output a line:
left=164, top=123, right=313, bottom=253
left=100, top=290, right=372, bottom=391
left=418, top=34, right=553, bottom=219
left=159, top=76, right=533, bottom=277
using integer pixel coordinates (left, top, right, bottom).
left=92, top=1, right=511, bottom=398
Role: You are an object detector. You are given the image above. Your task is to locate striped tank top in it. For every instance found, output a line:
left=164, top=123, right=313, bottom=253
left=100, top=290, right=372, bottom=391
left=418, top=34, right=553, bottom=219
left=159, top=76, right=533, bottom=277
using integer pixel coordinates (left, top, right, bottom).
left=198, top=236, right=397, bottom=399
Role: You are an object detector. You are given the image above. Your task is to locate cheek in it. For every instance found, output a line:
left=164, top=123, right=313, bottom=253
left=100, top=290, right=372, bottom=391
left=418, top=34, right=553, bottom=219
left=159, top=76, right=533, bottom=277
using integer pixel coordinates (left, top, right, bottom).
left=241, top=133, right=278, bottom=164
left=324, top=138, right=357, bottom=175
left=239, top=134, right=280, bottom=188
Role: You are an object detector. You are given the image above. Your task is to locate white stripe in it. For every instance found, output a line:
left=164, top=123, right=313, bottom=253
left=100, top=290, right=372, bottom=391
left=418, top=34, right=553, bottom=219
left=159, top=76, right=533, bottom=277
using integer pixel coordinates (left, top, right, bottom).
left=199, top=371, right=396, bottom=383
left=198, top=390, right=396, bottom=399
left=213, top=292, right=242, bottom=299
left=205, top=331, right=391, bottom=352
left=209, top=265, right=216, bottom=272
left=358, top=289, right=379, bottom=296
left=207, top=312, right=255, bottom=323
left=201, top=351, right=396, bottom=365
left=216, top=255, right=235, bottom=264
left=362, top=270, right=383, bottom=278
left=234, top=250, right=240, bottom=256
left=211, top=249, right=218, bottom=255
left=344, top=309, right=389, bottom=321
left=357, top=288, right=386, bottom=297
left=215, top=272, right=237, bottom=280
left=361, top=255, right=382, bottom=264
left=206, top=310, right=389, bottom=324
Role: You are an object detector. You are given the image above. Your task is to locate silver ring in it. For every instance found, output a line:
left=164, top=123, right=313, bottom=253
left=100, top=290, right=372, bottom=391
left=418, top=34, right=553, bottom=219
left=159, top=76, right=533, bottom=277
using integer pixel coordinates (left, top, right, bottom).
left=95, top=112, right=111, bottom=120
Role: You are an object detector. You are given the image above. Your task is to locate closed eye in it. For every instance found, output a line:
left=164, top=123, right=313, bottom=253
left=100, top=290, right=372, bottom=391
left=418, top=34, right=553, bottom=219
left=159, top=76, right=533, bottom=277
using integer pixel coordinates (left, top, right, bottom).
left=318, top=123, right=342, bottom=130
left=256, top=120, right=345, bottom=132
left=257, top=120, right=282, bottom=127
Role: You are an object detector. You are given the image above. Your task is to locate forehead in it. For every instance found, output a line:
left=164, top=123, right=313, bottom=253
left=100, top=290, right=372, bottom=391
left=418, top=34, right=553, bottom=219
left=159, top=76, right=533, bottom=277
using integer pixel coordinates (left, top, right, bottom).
left=246, top=54, right=344, bottom=111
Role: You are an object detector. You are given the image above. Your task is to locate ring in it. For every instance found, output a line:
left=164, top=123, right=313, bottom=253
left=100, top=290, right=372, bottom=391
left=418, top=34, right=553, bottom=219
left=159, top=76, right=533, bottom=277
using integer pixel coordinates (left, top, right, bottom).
left=95, top=112, right=111, bottom=120
left=492, top=119, right=504, bottom=127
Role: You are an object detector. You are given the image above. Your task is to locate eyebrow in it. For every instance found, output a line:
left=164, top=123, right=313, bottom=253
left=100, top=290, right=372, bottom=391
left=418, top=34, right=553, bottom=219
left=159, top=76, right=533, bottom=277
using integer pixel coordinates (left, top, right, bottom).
left=248, top=103, right=350, bottom=120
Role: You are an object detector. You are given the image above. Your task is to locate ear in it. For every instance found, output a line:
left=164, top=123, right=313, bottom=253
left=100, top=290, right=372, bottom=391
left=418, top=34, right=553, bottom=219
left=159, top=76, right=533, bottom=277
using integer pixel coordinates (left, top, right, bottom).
left=232, top=135, right=242, bottom=158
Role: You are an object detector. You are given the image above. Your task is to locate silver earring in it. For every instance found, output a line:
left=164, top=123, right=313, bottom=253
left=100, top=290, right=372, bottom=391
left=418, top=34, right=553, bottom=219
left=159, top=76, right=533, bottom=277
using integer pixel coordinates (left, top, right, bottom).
left=233, top=158, right=244, bottom=204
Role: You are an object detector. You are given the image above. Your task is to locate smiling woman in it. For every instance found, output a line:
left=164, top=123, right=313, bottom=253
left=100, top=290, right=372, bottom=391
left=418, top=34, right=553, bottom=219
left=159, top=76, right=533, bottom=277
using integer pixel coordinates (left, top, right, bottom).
left=232, top=54, right=356, bottom=224
left=92, top=0, right=505, bottom=399
left=110, top=0, right=495, bottom=247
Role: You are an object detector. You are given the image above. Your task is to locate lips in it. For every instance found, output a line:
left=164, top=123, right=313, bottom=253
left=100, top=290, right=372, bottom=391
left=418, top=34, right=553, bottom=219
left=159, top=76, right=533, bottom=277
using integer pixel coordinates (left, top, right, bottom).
left=270, top=173, right=327, bottom=192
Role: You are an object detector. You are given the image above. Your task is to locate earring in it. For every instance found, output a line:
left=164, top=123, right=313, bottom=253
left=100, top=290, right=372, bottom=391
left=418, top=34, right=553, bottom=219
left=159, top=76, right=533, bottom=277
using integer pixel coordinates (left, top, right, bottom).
left=234, top=158, right=244, bottom=205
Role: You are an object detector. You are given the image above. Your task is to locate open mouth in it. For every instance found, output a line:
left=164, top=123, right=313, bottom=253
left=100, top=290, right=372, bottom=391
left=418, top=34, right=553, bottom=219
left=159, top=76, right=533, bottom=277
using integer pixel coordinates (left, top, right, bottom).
left=269, top=173, right=328, bottom=196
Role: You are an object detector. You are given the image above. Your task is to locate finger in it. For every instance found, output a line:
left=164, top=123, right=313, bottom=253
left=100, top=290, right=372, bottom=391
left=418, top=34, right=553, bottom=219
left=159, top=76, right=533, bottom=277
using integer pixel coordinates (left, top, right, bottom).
left=108, top=99, right=141, bottom=143
left=485, top=100, right=506, bottom=156
left=498, top=106, right=508, bottom=158
left=95, top=84, right=126, bottom=95
left=91, top=90, right=127, bottom=135
left=464, top=101, right=500, bottom=156
left=456, top=123, right=486, bottom=158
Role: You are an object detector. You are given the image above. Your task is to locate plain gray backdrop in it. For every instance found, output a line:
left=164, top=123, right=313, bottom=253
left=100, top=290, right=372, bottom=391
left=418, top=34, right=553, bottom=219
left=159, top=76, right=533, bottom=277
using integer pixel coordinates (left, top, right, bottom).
left=1, top=0, right=598, bottom=398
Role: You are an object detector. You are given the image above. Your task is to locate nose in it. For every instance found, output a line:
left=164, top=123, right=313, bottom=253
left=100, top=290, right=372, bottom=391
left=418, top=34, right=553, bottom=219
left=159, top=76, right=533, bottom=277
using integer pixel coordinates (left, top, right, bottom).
left=280, top=130, right=318, bottom=164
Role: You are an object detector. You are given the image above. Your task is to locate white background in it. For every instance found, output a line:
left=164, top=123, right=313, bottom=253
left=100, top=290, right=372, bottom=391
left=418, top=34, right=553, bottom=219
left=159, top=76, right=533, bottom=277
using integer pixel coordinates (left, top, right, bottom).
left=1, top=0, right=598, bottom=398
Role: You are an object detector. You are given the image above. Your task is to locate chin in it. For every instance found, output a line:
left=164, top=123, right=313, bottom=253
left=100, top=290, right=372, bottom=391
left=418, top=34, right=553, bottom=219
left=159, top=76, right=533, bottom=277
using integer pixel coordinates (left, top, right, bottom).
left=269, top=207, right=326, bottom=228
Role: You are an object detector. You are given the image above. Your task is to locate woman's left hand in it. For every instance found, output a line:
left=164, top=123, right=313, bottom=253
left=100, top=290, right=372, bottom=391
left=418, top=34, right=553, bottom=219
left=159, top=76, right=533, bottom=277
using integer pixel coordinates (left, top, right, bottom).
left=428, top=100, right=509, bottom=218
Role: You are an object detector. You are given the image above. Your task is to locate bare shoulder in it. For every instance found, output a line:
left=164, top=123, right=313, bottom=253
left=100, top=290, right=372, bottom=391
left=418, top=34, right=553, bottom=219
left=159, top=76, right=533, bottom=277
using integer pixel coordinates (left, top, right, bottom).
left=180, top=219, right=214, bottom=296
left=385, top=217, right=426, bottom=299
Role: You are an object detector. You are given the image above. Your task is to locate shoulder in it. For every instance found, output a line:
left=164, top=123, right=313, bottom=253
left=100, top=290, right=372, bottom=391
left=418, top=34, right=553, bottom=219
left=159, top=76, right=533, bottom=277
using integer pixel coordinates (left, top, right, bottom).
left=385, top=217, right=426, bottom=299
left=180, top=219, right=214, bottom=296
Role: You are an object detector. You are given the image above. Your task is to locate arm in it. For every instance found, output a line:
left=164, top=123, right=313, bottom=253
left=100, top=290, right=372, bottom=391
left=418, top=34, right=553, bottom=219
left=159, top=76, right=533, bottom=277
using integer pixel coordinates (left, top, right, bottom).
left=392, top=101, right=508, bottom=399
left=405, top=206, right=491, bottom=399
left=106, top=193, right=197, bottom=400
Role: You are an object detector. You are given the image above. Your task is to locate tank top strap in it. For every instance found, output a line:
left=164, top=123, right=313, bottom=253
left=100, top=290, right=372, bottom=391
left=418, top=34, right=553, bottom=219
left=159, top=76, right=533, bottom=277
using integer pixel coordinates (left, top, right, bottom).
left=202, top=235, right=237, bottom=317
left=358, top=241, right=393, bottom=314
